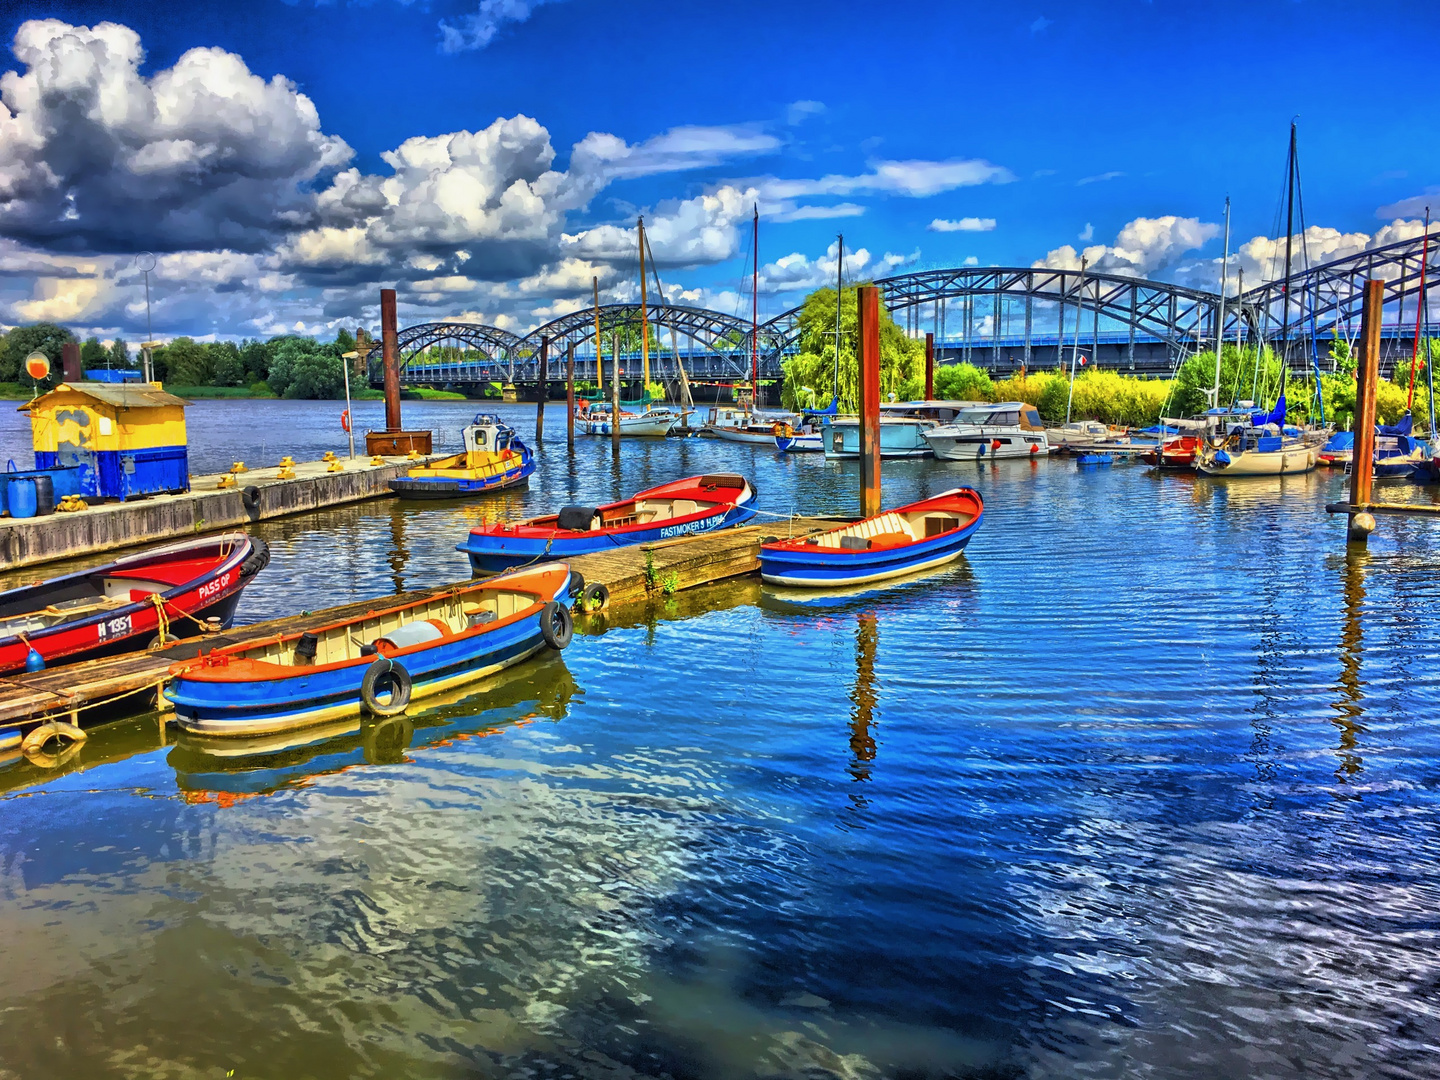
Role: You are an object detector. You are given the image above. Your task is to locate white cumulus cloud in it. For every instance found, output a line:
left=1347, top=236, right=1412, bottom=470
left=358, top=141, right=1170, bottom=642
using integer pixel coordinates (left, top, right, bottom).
left=928, top=217, right=996, bottom=233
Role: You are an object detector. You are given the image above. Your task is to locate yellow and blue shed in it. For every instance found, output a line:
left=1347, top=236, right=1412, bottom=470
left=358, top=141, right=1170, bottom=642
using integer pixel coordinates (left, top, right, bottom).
left=21, top=382, right=191, bottom=500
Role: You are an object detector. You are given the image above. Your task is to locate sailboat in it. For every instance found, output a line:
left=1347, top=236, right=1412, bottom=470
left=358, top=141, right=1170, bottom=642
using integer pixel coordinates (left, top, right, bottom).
left=704, top=206, right=795, bottom=442
left=1195, top=125, right=1318, bottom=478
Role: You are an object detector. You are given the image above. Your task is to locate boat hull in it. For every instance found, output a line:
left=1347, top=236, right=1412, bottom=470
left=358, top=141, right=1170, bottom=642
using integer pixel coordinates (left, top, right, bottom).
left=924, top=432, right=1049, bottom=461
left=823, top=419, right=933, bottom=458
left=1197, top=445, right=1317, bottom=475
left=390, top=459, right=533, bottom=498
left=711, top=426, right=780, bottom=445
left=580, top=412, right=677, bottom=437
left=0, top=533, right=269, bottom=675
left=775, top=433, right=823, bottom=452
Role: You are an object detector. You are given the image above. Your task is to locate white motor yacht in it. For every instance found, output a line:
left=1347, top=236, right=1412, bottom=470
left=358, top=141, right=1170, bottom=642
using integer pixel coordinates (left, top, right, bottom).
left=923, top=402, right=1052, bottom=460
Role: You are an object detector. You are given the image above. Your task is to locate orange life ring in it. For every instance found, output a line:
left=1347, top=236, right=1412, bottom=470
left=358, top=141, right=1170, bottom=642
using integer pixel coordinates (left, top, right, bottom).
left=340, top=409, right=351, bottom=433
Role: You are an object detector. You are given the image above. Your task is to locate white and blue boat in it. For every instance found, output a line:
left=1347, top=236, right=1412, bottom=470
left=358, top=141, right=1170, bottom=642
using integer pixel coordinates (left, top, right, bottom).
left=822, top=401, right=980, bottom=459
left=759, top=488, right=983, bottom=587
left=459, top=474, right=757, bottom=574
left=165, top=563, right=576, bottom=736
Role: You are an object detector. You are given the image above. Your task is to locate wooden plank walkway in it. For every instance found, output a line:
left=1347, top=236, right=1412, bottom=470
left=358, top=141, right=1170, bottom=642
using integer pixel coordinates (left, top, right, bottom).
left=0, top=516, right=841, bottom=729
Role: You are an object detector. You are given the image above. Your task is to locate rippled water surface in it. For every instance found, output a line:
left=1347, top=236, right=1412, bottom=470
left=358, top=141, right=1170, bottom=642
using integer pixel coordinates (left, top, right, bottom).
left=3, top=400, right=1440, bottom=1079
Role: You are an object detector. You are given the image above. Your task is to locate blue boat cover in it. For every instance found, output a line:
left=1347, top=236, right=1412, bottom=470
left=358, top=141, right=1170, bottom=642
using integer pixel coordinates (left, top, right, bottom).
left=1321, top=431, right=1355, bottom=452
left=1378, top=412, right=1413, bottom=436
left=1251, top=393, right=1286, bottom=427
left=1256, top=435, right=1283, bottom=452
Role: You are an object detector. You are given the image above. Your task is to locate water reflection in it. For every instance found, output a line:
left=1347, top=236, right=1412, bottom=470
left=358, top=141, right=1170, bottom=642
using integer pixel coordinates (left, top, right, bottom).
left=848, top=610, right=879, bottom=789
left=1333, top=552, right=1368, bottom=782
left=169, top=655, right=579, bottom=797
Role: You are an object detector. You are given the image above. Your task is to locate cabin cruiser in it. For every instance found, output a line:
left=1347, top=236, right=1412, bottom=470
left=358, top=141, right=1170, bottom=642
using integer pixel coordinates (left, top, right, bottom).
left=1046, top=419, right=1132, bottom=451
left=702, top=404, right=801, bottom=444
left=922, top=401, right=1051, bottom=460
left=823, top=401, right=981, bottom=459
left=578, top=400, right=685, bottom=437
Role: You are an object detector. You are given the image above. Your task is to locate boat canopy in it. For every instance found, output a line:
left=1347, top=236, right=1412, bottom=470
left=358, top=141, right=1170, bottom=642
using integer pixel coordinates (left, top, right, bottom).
left=1378, top=412, right=1413, bottom=436
left=1251, top=393, right=1286, bottom=428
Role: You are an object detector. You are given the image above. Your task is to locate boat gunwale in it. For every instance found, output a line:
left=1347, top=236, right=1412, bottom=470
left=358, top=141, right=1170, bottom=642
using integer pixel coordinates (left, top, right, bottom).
left=760, top=487, right=983, bottom=556
left=468, top=475, right=753, bottom=541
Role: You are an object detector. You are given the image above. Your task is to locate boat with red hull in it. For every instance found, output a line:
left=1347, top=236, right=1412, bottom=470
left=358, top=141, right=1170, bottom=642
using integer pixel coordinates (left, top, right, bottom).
left=0, top=532, right=270, bottom=674
left=459, top=474, right=757, bottom=573
left=1139, top=435, right=1201, bottom=469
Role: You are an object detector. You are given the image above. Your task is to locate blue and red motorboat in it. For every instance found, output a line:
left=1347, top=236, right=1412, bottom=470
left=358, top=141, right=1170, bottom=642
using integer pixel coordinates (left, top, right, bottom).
left=389, top=414, right=534, bottom=499
left=459, top=473, right=758, bottom=573
left=759, top=487, right=983, bottom=588
left=165, top=562, right=576, bottom=737
left=0, top=532, right=269, bottom=675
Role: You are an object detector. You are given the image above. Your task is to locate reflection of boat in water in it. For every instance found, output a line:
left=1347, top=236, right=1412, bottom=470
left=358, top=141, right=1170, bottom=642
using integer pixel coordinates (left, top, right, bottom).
left=759, top=559, right=976, bottom=614
left=388, top=414, right=533, bottom=498
left=168, top=655, right=580, bottom=798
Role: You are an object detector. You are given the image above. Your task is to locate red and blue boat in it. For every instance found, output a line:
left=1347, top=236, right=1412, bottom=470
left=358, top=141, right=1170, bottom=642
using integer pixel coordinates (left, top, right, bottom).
left=389, top=414, right=534, bottom=499
left=459, top=473, right=758, bottom=573
left=165, top=562, right=576, bottom=737
left=759, top=488, right=983, bottom=587
left=0, top=532, right=269, bottom=675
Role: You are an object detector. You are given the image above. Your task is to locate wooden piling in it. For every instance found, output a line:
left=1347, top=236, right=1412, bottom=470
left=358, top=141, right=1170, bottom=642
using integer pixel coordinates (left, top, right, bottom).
left=857, top=284, right=882, bottom=518
left=535, top=335, right=548, bottom=443
left=1348, top=279, right=1383, bottom=543
left=924, top=332, right=935, bottom=400
left=566, top=342, right=576, bottom=449
left=381, top=288, right=401, bottom=432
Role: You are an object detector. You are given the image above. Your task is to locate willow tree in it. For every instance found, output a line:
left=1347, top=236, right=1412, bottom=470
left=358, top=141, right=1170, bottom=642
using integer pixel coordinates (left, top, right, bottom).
left=779, top=285, right=922, bottom=411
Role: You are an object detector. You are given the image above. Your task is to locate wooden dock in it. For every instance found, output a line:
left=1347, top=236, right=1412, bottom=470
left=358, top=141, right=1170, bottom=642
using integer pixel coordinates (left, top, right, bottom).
left=0, top=453, right=433, bottom=571
left=0, top=516, right=840, bottom=731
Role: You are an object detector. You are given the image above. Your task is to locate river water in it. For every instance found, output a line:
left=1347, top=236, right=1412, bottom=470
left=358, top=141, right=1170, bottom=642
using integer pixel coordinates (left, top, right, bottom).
left=2, top=400, right=1440, bottom=1079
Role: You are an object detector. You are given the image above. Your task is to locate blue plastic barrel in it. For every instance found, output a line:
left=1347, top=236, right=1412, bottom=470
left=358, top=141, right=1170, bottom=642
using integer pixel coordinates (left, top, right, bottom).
left=9, top=478, right=37, bottom=518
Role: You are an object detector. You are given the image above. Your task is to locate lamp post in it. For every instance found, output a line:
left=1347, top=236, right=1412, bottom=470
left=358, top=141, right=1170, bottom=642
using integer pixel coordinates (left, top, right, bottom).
left=136, top=252, right=156, bottom=382
left=339, top=351, right=358, bottom=459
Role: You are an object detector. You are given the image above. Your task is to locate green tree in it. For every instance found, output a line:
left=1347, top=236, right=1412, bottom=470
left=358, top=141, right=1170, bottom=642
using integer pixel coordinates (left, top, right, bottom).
left=107, top=338, right=134, bottom=369
left=239, top=339, right=272, bottom=382
left=80, top=336, right=107, bottom=370
left=208, top=341, right=245, bottom=387
left=1170, top=344, right=1286, bottom=416
left=163, top=337, right=212, bottom=386
left=1, top=323, right=74, bottom=390
left=933, top=362, right=995, bottom=402
left=779, top=284, right=921, bottom=411
left=268, top=338, right=344, bottom=399
left=334, top=328, right=356, bottom=354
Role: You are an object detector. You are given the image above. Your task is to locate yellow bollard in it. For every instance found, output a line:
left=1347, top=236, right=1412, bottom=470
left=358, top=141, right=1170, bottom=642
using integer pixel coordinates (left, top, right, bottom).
left=217, top=474, right=237, bottom=489
left=279, top=455, right=295, bottom=467
left=326, top=460, right=344, bottom=473
left=322, top=451, right=337, bottom=463
left=231, top=461, right=247, bottom=473
left=406, top=449, right=422, bottom=460
left=370, top=455, right=385, bottom=466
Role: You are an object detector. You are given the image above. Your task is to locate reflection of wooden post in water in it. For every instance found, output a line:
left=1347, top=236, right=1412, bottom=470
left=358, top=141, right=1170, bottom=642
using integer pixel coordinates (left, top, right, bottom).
left=566, top=342, right=576, bottom=451
left=535, top=335, right=548, bottom=444
left=387, top=499, right=410, bottom=596
left=1333, top=555, right=1368, bottom=780
left=848, top=610, right=879, bottom=782
left=1348, top=280, right=1383, bottom=543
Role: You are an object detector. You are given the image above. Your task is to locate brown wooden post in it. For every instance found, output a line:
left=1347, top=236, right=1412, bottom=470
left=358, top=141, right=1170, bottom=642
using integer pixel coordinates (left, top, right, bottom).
left=924, top=332, right=935, bottom=400
left=611, top=330, right=621, bottom=449
left=61, top=342, right=81, bottom=382
left=857, top=284, right=882, bottom=518
left=535, top=335, right=548, bottom=443
left=1348, top=279, right=1384, bottom=543
left=566, top=342, right=576, bottom=450
left=380, top=288, right=401, bottom=432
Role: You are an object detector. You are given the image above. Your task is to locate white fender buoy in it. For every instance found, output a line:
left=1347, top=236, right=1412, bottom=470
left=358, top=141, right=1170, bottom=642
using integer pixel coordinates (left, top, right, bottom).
left=21, top=720, right=87, bottom=757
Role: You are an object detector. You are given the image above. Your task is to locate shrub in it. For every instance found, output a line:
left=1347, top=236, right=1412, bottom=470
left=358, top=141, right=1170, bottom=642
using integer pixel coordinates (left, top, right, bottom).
left=933, top=362, right=994, bottom=402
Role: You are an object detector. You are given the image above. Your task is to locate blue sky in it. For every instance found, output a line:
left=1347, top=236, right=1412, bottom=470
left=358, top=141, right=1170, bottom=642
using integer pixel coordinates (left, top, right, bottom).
left=1, top=0, right=1436, bottom=341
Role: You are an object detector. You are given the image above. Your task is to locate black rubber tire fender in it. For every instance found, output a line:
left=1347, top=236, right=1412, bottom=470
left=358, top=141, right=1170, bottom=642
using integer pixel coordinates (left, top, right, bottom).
left=360, top=658, right=412, bottom=717
left=579, top=582, right=609, bottom=612
left=567, top=570, right=586, bottom=598
left=241, top=485, right=261, bottom=513
left=540, top=600, right=574, bottom=650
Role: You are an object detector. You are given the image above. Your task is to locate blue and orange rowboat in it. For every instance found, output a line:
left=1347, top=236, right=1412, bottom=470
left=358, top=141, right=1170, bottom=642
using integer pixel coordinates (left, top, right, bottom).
left=165, top=562, right=576, bottom=737
left=759, top=488, right=983, bottom=588
left=459, top=473, right=758, bottom=574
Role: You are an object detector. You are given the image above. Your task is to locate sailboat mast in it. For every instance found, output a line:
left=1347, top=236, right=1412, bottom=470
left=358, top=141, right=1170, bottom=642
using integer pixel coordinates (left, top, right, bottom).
left=1065, top=257, right=1086, bottom=425
left=751, top=204, right=759, bottom=399
left=834, top=233, right=844, bottom=404
left=638, top=216, right=650, bottom=396
left=1279, top=122, right=1297, bottom=385
left=1213, top=196, right=1231, bottom=406
left=1409, top=206, right=1430, bottom=412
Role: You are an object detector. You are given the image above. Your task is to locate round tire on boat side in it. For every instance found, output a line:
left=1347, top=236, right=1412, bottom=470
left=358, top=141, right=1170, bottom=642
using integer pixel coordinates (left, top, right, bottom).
left=241, top=485, right=261, bottom=513
left=540, top=601, right=573, bottom=649
left=579, top=582, right=609, bottom=612
left=361, top=658, right=412, bottom=717
left=567, top=570, right=586, bottom=598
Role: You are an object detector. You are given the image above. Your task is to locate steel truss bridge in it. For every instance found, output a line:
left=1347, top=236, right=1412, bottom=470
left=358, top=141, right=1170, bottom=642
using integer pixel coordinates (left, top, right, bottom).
left=376, top=229, right=1440, bottom=388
